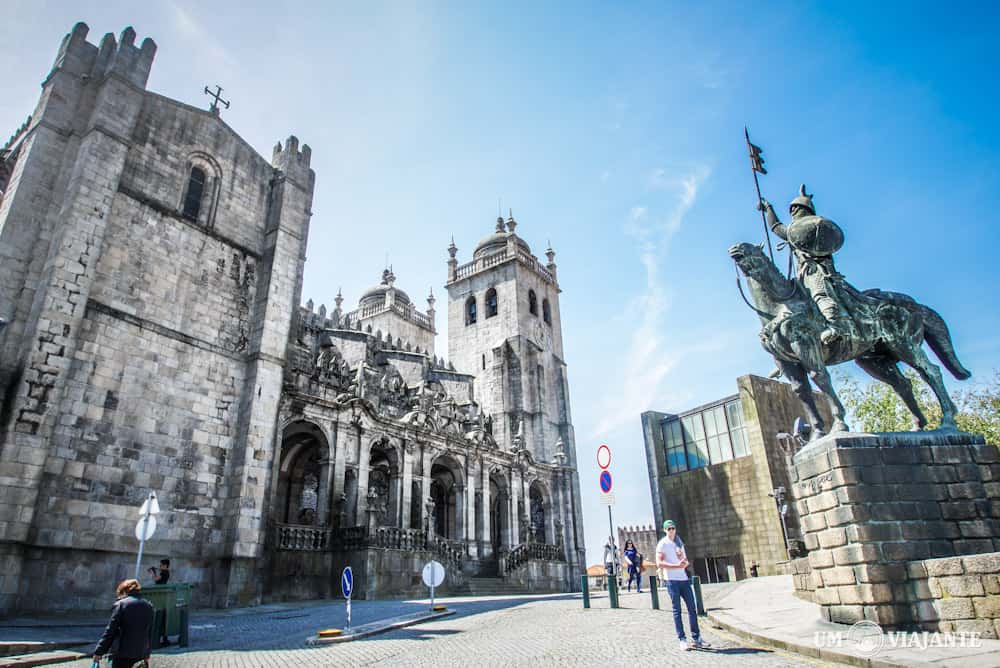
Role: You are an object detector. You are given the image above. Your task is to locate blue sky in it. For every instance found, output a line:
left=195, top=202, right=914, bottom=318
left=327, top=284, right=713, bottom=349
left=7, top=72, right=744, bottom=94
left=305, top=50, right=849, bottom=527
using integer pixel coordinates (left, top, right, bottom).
left=3, top=2, right=999, bottom=568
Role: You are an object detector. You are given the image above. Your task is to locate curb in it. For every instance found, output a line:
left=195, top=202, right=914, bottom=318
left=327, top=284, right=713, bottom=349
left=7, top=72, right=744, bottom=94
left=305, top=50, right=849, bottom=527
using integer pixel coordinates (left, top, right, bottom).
left=0, top=650, right=87, bottom=668
left=708, top=610, right=918, bottom=668
left=306, top=608, right=457, bottom=645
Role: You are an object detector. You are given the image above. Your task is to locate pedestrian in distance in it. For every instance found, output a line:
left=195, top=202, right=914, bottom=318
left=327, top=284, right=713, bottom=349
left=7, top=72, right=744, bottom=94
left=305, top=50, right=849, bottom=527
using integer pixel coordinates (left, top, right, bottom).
left=602, top=537, right=619, bottom=590
left=636, top=552, right=645, bottom=592
left=148, top=558, right=171, bottom=646
left=656, top=520, right=710, bottom=651
left=93, top=578, right=154, bottom=668
left=623, top=539, right=641, bottom=593
left=148, top=558, right=170, bottom=585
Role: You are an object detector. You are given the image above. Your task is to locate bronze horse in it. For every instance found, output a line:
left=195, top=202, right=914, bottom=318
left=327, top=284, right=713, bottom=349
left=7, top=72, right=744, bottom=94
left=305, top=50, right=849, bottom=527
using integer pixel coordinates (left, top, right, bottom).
left=729, top=242, right=969, bottom=438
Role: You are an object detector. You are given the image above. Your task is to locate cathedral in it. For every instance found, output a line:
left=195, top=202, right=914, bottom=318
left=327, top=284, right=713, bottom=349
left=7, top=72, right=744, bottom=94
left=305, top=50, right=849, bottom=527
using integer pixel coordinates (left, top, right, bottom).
left=0, top=23, right=584, bottom=613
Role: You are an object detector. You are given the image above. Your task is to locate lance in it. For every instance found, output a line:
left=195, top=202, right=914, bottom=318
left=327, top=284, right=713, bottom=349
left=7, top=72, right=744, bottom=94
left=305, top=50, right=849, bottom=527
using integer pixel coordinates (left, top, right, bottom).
left=745, top=127, right=774, bottom=262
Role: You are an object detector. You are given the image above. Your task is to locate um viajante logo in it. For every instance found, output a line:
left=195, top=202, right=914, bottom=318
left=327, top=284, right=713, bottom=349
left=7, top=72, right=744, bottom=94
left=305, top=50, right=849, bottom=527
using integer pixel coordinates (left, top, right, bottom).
left=815, top=621, right=983, bottom=657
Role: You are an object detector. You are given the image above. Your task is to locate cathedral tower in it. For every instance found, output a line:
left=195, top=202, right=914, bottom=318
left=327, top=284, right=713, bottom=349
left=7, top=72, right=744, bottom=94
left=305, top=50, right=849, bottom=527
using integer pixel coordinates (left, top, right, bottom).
left=446, top=213, right=568, bottom=459
left=446, top=212, right=585, bottom=574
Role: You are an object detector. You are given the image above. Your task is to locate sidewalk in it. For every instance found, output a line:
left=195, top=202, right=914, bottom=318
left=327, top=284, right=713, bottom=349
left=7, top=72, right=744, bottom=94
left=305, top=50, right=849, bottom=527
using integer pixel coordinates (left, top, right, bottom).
left=706, top=575, right=1000, bottom=668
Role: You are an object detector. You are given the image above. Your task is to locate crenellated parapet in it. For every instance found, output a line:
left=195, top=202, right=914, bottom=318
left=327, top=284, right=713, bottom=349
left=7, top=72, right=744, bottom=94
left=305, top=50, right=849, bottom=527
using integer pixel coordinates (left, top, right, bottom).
left=272, top=135, right=315, bottom=192
left=47, top=23, right=156, bottom=89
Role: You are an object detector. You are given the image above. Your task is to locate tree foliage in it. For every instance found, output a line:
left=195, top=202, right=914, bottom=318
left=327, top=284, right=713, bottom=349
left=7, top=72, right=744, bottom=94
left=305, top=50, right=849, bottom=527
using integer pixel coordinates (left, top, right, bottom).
left=837, top=370, right=1000, bottom=445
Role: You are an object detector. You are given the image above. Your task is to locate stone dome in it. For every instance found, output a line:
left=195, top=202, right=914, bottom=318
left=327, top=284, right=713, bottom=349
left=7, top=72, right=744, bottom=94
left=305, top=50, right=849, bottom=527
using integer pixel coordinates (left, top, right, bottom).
left=359, top=269, right=410, bottom=307
left=473, top=216, right=531, bottom=259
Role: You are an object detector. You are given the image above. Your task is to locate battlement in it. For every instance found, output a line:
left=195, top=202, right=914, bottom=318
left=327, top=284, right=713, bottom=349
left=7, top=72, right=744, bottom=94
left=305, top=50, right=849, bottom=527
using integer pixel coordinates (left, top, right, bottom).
left=272, top=135, right=315, bottom=190
left=49, top=23, right=156, bottom=90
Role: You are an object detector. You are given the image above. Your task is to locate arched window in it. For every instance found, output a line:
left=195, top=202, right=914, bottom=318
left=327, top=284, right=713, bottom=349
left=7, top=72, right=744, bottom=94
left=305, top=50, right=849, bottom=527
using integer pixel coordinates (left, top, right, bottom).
left=528, top=290, right=538, bottom=316
left=485, top=288, right=498, bottom=318
left=542, top=298, right=551, bottom=325
left=182, top=166, right=206, bottom=220
left=465, top=296, right=477, bottom=325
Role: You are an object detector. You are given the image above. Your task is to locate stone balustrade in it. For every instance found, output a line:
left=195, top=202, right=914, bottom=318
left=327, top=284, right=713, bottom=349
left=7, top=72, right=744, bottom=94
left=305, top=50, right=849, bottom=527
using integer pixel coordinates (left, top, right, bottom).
left=275, top=523, right=331, bottom=551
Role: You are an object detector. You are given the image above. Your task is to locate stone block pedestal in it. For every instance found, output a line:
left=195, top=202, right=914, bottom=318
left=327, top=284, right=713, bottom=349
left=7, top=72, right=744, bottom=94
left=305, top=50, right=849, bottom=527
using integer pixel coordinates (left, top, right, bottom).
left=790, top=431, right=1000, bottom=628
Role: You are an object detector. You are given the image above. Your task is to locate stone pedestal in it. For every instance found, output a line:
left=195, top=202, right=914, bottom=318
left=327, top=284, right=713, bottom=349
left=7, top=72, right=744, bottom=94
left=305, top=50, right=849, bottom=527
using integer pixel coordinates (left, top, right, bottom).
left=790, top=431, right=1000, bottom=628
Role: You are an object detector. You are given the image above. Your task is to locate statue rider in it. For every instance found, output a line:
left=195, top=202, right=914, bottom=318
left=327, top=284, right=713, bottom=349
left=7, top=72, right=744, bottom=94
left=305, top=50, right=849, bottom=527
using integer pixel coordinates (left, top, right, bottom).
left=759, top=185, right=852, bottom=346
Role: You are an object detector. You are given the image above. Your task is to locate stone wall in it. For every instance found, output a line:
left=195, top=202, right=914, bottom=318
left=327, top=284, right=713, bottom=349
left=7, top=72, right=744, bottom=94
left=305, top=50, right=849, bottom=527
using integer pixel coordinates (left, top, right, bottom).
left=790, top=431, right=1000, bottom=628
left=907, top=553, right=1000, bottom=637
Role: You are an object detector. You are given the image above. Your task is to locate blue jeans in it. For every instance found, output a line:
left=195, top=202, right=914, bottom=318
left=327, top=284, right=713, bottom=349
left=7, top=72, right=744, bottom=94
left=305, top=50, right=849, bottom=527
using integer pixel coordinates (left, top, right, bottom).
left=665, top=579, right=700, bottom=641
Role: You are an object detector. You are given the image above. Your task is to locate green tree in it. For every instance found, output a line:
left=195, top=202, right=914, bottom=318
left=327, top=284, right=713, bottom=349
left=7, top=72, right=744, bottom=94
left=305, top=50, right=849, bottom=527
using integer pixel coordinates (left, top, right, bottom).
left=837, top=370, right=1000, bottom=444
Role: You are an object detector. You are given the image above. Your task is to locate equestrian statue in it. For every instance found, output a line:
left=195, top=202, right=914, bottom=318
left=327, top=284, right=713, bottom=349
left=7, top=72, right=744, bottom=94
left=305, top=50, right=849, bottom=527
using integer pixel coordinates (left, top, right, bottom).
left=729, top=184, right=970, bottom=440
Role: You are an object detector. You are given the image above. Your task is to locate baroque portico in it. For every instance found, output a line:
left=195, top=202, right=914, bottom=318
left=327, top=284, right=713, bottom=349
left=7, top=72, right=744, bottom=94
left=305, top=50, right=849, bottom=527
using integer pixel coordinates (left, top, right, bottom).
left=267, top=218, right=584, bottom=600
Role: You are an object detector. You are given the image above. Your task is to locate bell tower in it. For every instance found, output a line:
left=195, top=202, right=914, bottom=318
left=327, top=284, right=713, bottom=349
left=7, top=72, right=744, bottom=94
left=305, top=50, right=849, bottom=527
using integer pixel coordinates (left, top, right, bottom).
left=445, top=212, right=570, bottom=464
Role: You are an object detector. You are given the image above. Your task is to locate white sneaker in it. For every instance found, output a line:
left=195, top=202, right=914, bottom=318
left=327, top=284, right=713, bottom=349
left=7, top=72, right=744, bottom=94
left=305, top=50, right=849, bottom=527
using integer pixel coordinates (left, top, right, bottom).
left=679, top=640, right=690, bottom=651
left=691, top=638, right=711, bottom=649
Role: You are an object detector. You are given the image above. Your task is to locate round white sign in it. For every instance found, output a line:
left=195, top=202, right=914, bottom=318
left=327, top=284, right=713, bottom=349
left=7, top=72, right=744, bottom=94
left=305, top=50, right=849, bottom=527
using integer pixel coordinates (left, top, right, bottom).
left=422, top=560, right=445, bottom=588
left=597, top=444, right=611, bottom=469
left=135, top=515, right=157, bottom=541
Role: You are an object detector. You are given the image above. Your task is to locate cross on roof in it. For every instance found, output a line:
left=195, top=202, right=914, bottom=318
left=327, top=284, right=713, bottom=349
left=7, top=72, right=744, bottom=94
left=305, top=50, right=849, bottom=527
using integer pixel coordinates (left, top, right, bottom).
left=203, top=85, right=230, bottom=115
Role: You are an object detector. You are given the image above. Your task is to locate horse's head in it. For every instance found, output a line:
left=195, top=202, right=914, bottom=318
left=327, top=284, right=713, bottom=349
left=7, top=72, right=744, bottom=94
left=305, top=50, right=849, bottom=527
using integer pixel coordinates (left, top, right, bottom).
left=728, top=242, right=772, bottom=281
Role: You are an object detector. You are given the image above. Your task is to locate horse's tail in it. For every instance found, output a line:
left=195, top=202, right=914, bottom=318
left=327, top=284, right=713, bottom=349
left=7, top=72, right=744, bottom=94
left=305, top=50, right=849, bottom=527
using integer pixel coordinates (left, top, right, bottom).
left=917, top=303, right=972, bottom=380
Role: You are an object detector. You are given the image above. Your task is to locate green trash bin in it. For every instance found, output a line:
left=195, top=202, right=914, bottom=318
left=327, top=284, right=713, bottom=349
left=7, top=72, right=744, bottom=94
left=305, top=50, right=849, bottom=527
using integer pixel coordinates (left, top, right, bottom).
left=145, top=583, right=191, bottom=636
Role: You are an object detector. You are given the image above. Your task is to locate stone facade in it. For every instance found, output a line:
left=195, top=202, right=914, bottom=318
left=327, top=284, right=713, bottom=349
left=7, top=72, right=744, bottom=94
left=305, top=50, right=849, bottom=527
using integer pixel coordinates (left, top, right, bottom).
left=0, top=23, right=584, bottom=614
left=641, top=374, right=833, bottom=582
left=789, top=431, right=1000, bottom=628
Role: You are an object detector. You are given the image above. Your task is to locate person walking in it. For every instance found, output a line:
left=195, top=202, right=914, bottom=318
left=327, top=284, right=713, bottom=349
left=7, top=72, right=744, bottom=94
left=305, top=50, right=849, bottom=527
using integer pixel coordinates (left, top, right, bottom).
left=656, top=520, right=709, bottom=651
left=602, top=537, right=617, bottom=590
left=623, top=540, right=641, bottom=593
left=93, top=579, right=154, bottom=668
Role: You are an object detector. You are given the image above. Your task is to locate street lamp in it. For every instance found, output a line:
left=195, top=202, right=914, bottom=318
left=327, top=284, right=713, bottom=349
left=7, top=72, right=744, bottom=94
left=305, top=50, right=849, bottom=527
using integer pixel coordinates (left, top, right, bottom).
left=767, top=485, right=790, bottom=561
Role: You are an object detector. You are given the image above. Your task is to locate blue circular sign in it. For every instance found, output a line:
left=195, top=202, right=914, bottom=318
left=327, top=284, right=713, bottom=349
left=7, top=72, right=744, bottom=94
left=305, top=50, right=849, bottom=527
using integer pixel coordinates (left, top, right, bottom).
left=341, top=566, right=353, bottom=598
left=599, top=470, right=612, bottom=493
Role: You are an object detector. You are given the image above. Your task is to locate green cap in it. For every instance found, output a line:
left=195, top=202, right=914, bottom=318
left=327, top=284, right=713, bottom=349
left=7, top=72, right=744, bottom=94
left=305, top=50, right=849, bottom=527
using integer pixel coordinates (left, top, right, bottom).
left=663, top=520, right=676, bottom=530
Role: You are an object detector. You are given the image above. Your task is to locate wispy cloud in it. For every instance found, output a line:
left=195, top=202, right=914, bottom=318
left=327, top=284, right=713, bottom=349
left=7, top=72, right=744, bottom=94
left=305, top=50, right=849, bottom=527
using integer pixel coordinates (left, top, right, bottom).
left=593, top=165, right=712, bottom=436
left=167, top=2, right=235, bottom=71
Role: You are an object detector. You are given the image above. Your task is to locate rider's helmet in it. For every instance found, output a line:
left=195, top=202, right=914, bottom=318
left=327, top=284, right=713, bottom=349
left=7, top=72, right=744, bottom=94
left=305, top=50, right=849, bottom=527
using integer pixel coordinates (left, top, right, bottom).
left=789, top=184, right=815, bottom=216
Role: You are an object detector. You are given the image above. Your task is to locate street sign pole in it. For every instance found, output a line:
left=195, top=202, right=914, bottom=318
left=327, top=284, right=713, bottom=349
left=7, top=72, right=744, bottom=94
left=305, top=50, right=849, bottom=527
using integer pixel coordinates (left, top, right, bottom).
left=341, top=567, right=354, bottom=630
left=133, top=492, right=160, bottom=581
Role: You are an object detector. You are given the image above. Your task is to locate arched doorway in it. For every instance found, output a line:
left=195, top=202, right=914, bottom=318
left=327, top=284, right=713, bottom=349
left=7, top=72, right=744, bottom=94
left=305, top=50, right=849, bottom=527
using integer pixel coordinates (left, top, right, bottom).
left=529, top=481, right=548, bottom=544
left=367, top=439, right=399, bottom=528
left=275, top=421, right=330, bottom=526
left=489, top=473, right=509, bottom=553
left=429, top=455, right=464, bottom=540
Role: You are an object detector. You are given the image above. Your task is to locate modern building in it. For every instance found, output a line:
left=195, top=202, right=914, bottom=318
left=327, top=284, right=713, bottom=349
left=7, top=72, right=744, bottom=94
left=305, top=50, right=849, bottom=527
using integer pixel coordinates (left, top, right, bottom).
left=641, top=374, right=831, bottom=582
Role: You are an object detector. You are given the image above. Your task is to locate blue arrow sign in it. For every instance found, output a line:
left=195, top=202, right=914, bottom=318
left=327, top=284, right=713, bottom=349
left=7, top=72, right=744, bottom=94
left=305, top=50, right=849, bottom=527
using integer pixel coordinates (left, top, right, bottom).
left=341, top=566, right=353, bottom=599
left=599, top=470, right=612, bottom=493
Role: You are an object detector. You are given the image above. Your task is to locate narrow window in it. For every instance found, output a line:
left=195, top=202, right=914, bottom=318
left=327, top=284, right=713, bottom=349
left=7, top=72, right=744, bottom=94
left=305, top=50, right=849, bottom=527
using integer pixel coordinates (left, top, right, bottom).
left=485, top=288, right=498, bottom=318
left=482, top=354, right=486, bottom=370
left=528, top=290, right=538, bottom=316
left=182, top=166, right=206, bottom=220
left=466, top=296, right=477, bottom=325
left=542, top=298, right=551, bottom=324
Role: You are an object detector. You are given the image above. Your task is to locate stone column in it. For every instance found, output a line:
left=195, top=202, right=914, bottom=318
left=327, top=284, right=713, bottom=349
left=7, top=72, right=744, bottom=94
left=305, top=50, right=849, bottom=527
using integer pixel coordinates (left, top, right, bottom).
left=481, top=462, right=492, bottom=557
left=316, top=455, right=334, bottom=526
left=510, top=468, right=521, bottom=547
left=420, top=446, right=434, bottom=532
left=331, top=420, right=346, bottom=522
left=400, top=442, right=414, bottom=529
left=356, top=429, right=370, bottom=521
left=465, top=457, right=477, bottom=557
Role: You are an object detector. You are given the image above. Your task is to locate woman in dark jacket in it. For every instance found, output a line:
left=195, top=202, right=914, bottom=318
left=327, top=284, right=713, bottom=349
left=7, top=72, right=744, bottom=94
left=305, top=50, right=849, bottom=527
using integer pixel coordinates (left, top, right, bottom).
left=94, top=579, right=154, bottom=668
left=623, top=540, right=641, bottom=593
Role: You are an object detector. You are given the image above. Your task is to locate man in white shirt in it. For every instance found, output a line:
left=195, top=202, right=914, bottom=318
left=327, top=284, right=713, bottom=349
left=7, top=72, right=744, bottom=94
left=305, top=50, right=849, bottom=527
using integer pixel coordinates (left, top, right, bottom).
left=656, top=520, right=709, bottom=651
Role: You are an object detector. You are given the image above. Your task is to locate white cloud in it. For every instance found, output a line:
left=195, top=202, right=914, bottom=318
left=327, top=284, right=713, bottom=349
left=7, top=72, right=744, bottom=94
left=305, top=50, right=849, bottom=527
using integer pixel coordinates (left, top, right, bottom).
left=167, top=2, right=235, bottom=70
left=593, top=164, right=712, bottom=436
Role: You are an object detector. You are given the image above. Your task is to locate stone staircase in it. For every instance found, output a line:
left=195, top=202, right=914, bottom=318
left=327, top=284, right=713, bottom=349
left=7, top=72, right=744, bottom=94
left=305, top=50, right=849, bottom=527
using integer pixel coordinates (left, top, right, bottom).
left=450, top=576, right=530, bottom=597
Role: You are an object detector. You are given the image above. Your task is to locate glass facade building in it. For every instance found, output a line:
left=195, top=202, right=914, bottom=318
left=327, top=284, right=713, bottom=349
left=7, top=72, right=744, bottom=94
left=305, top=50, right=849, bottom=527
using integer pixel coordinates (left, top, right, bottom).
left=661, top=396, right=749, bottom=474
